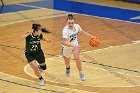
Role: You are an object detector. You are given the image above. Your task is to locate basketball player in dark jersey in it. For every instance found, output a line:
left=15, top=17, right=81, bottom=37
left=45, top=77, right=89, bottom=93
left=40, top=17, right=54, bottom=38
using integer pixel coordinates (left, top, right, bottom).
left=21, top=23, right=51, bottom=86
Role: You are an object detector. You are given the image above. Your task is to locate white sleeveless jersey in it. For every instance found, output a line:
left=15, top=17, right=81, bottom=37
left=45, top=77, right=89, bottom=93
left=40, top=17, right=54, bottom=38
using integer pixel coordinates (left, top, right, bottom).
left=62, top=24, right=82, bottom=47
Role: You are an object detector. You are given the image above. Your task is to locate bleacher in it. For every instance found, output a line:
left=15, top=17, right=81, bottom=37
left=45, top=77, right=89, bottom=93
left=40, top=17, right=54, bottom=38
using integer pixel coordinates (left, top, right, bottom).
left=121, top=0, right=140, bottom=3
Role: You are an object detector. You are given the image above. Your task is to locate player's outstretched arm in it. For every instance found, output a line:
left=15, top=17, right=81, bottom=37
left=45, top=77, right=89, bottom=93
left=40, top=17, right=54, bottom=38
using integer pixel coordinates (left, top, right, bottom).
left=42, top=37, right=51, bottom=43
left=80, top=30, right=96, bottom=39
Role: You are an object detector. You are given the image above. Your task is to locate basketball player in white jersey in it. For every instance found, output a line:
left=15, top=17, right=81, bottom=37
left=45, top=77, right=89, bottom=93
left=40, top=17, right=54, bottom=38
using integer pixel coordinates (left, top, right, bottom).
left=62, top=14, right=96, bottom=81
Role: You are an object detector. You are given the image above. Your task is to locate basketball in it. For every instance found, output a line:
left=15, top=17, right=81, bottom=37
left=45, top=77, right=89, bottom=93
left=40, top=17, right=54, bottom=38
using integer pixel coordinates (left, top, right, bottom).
left=89, top=38, right=99, bottom=47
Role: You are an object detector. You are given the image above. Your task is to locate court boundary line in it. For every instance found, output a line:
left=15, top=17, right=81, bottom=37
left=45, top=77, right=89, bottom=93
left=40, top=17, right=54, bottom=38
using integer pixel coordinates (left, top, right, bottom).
left=47, top=40, right=140, bottom=78
left=24, top=59, right=112, bottom=84
left=48, top=58, right=140, bottom=77
left=16, top=2, right=140, bottom=25
left=0, top=11, right=66, bottom=23
left=0, top=72, right=64, bottom=93
left=81, top=40, right=140, bottom=53
left=0, top=3, right=140, bottom=27
left=71, top=0, right=140, bottom=11
left=24, top=42, right=140, bottom=87
left=0, top=2, right=140, bottom=90
left=0, top=7, right=56, bottom=15
left=24, top=40, right=140, bottom=77
left=0, top=11, right=68, bottom=27
left=24, top=58, right=140, bottom=88
left=14, top=3, right=140, bottom=25
left=0, top=72, right=96, bottom=93
left=0, top=8, right=139, bottom=76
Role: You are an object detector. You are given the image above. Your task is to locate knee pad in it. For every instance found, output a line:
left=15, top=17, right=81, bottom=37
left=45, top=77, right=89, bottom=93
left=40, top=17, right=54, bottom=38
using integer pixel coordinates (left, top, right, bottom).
left=40, top=64, right=47, bottom=70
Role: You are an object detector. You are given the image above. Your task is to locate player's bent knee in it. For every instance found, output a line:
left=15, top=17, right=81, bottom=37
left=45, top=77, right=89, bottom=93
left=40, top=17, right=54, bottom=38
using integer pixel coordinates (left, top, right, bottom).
left=40, top=64, right=47, bottom=70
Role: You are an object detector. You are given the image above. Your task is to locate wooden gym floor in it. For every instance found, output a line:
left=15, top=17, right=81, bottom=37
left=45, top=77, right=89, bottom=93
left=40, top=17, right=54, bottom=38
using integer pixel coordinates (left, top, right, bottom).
left=0, top=0, right=140, bottom=93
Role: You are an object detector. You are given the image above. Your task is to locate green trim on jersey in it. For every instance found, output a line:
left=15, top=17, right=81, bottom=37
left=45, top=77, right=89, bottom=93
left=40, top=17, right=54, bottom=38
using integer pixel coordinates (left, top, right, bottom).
left=25, top=34, right=43, bottom=53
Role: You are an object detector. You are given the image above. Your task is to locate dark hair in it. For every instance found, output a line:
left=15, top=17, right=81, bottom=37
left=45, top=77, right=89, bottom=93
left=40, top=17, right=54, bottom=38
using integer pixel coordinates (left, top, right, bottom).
left=41, top=28, right=51, bottom=34
left=67, top=14, right=74, bottom=20
left=32, top=23, right=41, bottom=31
left=32, top=23, right=51, bottom=34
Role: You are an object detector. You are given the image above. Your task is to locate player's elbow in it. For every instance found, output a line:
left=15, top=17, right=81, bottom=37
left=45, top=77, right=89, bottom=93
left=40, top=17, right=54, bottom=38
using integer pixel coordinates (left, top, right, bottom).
left=62, top=41, right=67, bottom=46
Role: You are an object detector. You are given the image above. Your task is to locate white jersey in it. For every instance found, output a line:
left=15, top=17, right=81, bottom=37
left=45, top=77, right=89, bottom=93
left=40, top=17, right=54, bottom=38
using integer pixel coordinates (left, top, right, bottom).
left=62, top=24, right=82, bottom=47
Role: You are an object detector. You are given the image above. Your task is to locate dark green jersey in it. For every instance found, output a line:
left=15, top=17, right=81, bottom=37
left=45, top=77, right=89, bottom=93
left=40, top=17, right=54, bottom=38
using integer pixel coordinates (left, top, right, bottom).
left=25, top=33, right=43, bottom=53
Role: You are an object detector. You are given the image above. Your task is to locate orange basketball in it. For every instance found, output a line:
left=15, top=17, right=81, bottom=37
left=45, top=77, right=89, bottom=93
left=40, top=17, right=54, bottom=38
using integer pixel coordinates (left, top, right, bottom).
left=89, top=38, right=99, bottom=47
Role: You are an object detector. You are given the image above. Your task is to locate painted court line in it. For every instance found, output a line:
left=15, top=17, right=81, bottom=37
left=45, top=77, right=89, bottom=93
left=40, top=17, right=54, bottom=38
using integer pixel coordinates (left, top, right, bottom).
left=0, top=72, right=96, bottom=93
left=1, top=2, right=140, bottom=27
left=17, top=3, right=50, bottom=9
left=24, top=63, right=139, bottom=88
left=18, top=1, right=140, bottom=24
left=24, top=59, right=139, bottom=88
left=1, top=1, right=140, bottom=89
left=47, top=40, right=140, bottom=59
left=24, top=63, right=79, bottom=86
left=81, top=40, right=140, bottom=53
left=0, top=73, right=64, bottom=93
left=17, top=3, right=140, bottom=25
left=44, top=41, right=140, bottom=78
left=0, top=12, right=68, bottom=27
left=24, top=42, right=140, bottom=87
left=72, top=1, right=140, bottom=12
left=0, top=72, right=36, bottom=83
left=47, top=58, right=140, bottom=78
left=24, top=63, right=68, bottom=80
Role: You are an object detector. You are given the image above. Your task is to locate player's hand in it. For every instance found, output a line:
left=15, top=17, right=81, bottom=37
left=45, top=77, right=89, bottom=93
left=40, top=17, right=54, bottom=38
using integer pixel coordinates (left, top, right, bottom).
left=74, top=44, right=80, bottom=48
left=92, top=36, right=97, bottom=39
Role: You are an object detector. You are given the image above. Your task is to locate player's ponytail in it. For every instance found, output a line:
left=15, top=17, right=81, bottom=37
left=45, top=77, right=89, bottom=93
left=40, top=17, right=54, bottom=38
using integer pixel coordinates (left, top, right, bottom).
left=67, top=14, right=74, bottom=20
left=41, top=28, right=51, bottom=34
left=32, top=23, right=51, bottom=34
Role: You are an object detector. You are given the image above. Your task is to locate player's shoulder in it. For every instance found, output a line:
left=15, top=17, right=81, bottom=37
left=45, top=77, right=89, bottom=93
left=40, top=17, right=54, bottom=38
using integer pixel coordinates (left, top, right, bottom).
left=63, top=25, right=68, bottom=32
left=74, top=24, right=79, bottom=26
left=26, top=32, right=31, bottom=38
left=63, top=25, right=68, bottom=29
left=74, top=24, right=80, bottom=28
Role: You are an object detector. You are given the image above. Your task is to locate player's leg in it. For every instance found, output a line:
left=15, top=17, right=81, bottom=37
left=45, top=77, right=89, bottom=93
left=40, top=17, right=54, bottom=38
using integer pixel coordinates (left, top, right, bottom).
left=73, top=47, right=86, bottom=81
left=38, top=63, right=47, bottom=72
left=64, top=57, right=70, bottom=77
left=36, top=51, right=47, bottom=72
left=62, top=47, right=72, bottom=77
left=25, top=53, right=45, bottom=86
left=30, top=61, right=45, bottom=86
left=29, top=60, right=42, bottom=78
left=73, top=47, right=82, bottom=71
left=35, top=50, right=47, bottom=86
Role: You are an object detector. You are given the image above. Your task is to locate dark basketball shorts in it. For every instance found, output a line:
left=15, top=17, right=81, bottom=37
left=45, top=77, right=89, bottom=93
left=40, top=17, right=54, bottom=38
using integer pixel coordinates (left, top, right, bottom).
left=25, top=50, right=45, bottom=64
